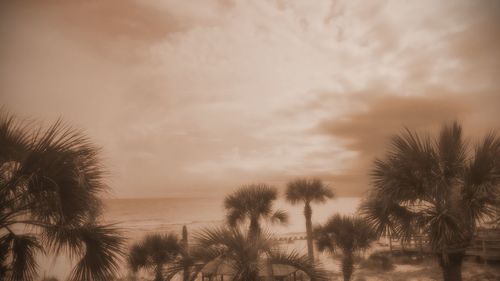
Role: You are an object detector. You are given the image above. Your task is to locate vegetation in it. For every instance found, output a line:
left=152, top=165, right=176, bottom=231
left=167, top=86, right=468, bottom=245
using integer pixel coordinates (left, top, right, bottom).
left=359, top=193, right=406, bottom=254
left=286, top=178, right=334, bottom=262
left=40, top=278, right=59, bottom=281
left=0, top=111, right=124, bottom=281
left=6, top=109, right=496, bottom=281
left=315, top=215, right=377, bottom=281
left=359, top=251, right=394, bottom=272
left=367, top=122, right=500, bottom=281
left=187, top=227, right=329, bottom=281
left=128, top=233, right=182, bottom=281
left=224, top=184, right=288, bottom=238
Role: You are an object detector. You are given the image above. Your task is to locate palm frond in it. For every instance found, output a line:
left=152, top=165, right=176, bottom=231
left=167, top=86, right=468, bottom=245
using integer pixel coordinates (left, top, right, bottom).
left=127, top=232, right=182, bottom=279
left=437, top=121, right=467, bottom=181
left=8, top=234, right=42, bottom=281
left=0, top=235, right=11, bottom=279
left=128, top=244, right=149, bottom=273
left=270, top=209, right=288, bottom=225
left=358, top=194, right=392, bottom=237
left=372, top=128, right=440, bottom=203
left=463, top=132, right=500, bottom=222
left=315, top=214, right=376, bottom=254
left=268, top=249, right=330, bottom=281
left=0, top=110, right=30, bottom=165
left=314, top=224, right=335, bottom=254
left=422, top=206, right=468, bottom=252
left=19, top=121, right=106, bottom=226
left=68, top=224, right=125, bottom=281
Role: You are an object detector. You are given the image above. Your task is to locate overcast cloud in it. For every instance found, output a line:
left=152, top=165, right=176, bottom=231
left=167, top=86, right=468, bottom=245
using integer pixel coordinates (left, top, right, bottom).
left=1, top=0, right=499, bottom=197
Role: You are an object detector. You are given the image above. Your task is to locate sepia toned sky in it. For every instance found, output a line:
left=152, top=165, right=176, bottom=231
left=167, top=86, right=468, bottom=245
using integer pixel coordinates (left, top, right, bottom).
left=1, top=0, right=499, bottom=198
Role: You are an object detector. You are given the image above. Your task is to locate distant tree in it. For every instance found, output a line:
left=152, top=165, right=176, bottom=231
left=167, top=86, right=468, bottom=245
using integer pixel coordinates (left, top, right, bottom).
left=224, top=184, right=288, bottom=238
left=286, top=178, right=334, bottom=262
left=128, top=233, right=182, bottom=281
left=315, top=215, right=377, bottom=281
left=369, top=122, right=500, bottom=281
left=0, top=111, right=124, bottom=281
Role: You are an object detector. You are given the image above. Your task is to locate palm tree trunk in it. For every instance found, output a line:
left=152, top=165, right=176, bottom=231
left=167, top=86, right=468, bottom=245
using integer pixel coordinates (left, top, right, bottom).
left=249, top=216, right=260, bottom=239
left=341, top=252, right=354, bottom=281
left=304, top=202, right=314, bottom=262
left=388, top=230, right=393, bottom=255
left=438, top=252, right=464, bottom=281
left=182, top=225, right=190, bottom=281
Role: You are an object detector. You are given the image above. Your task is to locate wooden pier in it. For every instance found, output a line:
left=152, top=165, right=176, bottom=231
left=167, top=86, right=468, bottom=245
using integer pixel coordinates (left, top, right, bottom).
left=466, top=228, right=500, bottom=262
left=380, top=228, right=500, bottom=262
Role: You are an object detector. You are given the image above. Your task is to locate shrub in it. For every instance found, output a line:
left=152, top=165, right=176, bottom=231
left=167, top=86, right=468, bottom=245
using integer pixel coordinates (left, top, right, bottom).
left=359, top=252, right=394, bottom=271
left=41, top=277, right=59, bottom=281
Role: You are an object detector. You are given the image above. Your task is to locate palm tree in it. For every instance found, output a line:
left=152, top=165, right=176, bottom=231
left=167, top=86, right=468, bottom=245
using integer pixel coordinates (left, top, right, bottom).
left=286, top=178, right=334, bottom=262
left=224, top=184, right=288, bottom=238
left=128, top=233, right=182, bottom=281
left=0, top=111, right=124, bottom=281
left=179, top=227, right=329, bottom=281
left=315, top=215, right=377, bottom=281
left=181, top=226, right=190, bottom=281
left=370, top=122, right=500, bottom=281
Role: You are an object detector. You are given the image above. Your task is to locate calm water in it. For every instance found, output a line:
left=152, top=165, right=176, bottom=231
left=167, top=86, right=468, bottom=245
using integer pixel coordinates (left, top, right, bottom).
left=103, top=197, right=361, bottom=238
left=39, top=197, right=360, bottom=279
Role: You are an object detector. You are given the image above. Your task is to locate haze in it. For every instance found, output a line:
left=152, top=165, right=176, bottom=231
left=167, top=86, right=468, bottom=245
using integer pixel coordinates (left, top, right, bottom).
left=1, top=0, right=499, bottom=198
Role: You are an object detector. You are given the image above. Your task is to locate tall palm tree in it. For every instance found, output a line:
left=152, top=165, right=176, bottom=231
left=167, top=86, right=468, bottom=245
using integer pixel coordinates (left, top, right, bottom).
left=224, top=184, right=288, bottom=238
left=128, top=233, right=182, bottom=281
left=315, top=215, right=377, bottom=281
left=0, top=111, right=124, bottom=281
left=370, top=122, right=500, bottom=281
left=286, top=178, right=334, bottom=262
left=177, top=227, right=329, bottom=281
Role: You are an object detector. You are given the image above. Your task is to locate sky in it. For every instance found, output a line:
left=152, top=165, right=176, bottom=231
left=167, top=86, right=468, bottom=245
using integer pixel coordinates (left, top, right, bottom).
left=1, top=0, right=499, bottom=198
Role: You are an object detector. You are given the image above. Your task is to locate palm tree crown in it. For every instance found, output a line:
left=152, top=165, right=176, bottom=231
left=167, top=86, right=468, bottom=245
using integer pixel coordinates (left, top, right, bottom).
left=128, top=233, right=182, bottom=281
left=370, top=122, right=500, bottom=281
left=0, top=111, right=124, bottom=281
left=286, top=178, right=334, bottom=205
left=224, top=184, right=288, bottom=237
left=286, top=178, right=334, bottom=262
left=315, top=215, right=376, bottom=281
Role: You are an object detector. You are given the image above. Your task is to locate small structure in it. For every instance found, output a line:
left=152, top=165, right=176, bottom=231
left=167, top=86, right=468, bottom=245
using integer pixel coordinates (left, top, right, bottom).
left=200, top=258, right=301, bottom=281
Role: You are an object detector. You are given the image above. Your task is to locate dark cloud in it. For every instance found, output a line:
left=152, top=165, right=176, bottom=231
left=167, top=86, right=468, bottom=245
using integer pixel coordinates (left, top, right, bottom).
left=0, top=0, right=194, bottom=63
left=319, top=93, right=470, bottom=195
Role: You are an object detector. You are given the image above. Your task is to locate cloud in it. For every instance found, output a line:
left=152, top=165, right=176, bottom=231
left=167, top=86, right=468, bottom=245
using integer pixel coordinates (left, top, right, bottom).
left=1, top=0, right=499, bottom=197
left=0, top=0, right=225, bottom=64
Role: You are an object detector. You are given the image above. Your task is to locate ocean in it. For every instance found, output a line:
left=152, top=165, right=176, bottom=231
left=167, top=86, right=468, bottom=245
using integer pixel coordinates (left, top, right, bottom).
left=38, top=197, right=361, bottom=279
